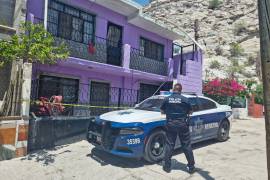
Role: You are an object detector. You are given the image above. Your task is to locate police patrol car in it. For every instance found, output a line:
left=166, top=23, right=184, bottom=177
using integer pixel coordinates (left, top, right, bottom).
left=87, top=92, right=232, bottom=163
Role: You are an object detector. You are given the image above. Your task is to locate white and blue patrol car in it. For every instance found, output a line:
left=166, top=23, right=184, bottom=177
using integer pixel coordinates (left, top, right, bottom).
left=87, top=93, right=232, bottom=163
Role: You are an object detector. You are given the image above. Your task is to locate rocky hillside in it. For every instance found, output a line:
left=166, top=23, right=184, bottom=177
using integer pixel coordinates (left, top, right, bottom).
left=144, top=0, right=260, bottom=81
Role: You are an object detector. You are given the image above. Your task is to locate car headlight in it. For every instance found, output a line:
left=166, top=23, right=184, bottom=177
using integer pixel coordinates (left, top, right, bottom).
left=226, top=111, right=232, bottom=118
left=119, top=127, right=144, bottom=135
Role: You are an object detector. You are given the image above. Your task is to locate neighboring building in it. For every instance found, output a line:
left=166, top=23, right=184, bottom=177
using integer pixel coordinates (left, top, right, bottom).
left=0, top=0, right=29, bottom=160
left=0, top=0, right=27, bottom=105
left=27, top=0, right=203, bottom=114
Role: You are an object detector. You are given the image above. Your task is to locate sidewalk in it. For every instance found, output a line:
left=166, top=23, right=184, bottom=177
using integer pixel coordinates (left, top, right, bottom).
left=0, top=118, right=267, bottom=180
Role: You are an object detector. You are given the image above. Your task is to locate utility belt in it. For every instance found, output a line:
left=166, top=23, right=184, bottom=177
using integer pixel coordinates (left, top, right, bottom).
left=166, top=117, right=189, bottom=127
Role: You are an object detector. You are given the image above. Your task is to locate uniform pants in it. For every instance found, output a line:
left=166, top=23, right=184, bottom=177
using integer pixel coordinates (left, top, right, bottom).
left=164, top=123, right=195, bottom=168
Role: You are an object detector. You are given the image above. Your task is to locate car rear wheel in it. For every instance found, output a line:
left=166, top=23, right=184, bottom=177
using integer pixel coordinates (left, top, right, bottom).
left=144, top=130, right=166, bottom=163
left=217, top=120, right=230, bottom=142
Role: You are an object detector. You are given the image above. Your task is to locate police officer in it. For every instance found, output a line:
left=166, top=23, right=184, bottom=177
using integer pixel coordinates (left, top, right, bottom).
left=160, top=83, right=195, bottom=173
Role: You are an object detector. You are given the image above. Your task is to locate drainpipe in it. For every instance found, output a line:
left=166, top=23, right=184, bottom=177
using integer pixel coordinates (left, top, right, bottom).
left=44, top=0, right=48, bottom=30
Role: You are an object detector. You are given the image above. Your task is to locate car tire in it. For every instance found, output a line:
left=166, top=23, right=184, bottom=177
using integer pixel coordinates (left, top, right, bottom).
left=217, top=120, right=230, bottom=142
left=144, top=130, right=167, bottom=163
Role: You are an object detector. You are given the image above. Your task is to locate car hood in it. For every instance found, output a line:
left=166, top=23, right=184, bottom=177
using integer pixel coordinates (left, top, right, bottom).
left=100, top=109, right=166, bottom=123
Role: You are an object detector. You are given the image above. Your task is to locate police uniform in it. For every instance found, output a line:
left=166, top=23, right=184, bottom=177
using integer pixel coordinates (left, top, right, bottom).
left=160, top=92, right=195, bottom=170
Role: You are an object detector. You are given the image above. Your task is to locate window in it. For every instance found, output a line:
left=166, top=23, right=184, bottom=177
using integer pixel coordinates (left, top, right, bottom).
left=0, top=0, right=15, bottom=27
left=135, top=97, right=165, bottom=112
left=38, top=75, right=79, bottom=103
left=47, top=0, right=95, bottom=44
left=139, top=38, right=164, bottom=61
left=198, top=98, right=217, bottom=111
left=139, top=83, right=159, bottom=102
left=180, top=60, right=187, bottom=75
left=188, top=97, right=200, bottom=112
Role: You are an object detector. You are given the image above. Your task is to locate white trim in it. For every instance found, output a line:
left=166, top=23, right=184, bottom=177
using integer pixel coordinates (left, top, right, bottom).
left=16, top=141, right=28, bottom=149
left=44, top=0, right=48, bottom=30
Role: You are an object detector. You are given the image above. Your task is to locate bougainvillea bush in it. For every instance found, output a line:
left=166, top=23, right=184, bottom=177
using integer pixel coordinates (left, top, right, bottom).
left=203, top=78, right=247, bottom=105
left=203, top=78, right=264, bottom=106
left=203, top=78, right=246, bottom=97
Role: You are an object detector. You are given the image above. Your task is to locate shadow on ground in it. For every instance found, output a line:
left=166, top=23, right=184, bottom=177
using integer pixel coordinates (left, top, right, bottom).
left=20, top=145, right=71, bottom=165
left=87, top=148, right=145, bottom=168
left=167, top=159, right=215, bottom=180
left=88, top=139, right=219, bottom=179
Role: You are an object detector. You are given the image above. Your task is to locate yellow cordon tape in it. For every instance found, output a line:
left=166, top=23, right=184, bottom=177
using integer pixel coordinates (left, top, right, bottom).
left=29, top=100, right=133, bottom=109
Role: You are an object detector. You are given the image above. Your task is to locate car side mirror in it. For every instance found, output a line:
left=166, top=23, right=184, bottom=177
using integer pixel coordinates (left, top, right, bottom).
left=134, top=104, right=139, bottom=108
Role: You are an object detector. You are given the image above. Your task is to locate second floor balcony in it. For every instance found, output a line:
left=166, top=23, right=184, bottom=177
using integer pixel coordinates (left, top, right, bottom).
left=32, top=19, right=178, bottom=77
left=130, top=47, right=168, bottom=76
left=54, top=36, right=123, bottom=66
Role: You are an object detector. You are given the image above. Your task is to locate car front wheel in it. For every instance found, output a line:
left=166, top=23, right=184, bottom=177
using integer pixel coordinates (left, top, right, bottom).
left=144, top=130, right=166, bottom=163
left=217, top=120, right=230, bottom=142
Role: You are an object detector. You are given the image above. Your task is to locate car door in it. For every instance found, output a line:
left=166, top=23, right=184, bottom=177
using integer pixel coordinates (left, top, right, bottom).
left=197, top=97, right=220, bottom=139
left=188, top=97, right=205, bottom=141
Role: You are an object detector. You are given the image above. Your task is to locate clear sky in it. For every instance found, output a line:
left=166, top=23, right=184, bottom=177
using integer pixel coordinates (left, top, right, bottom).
left=133, top=0, right=150, bottom=6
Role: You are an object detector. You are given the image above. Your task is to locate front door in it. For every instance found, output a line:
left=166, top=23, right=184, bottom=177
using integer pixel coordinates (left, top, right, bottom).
left=106, top=22, right=122, bottom=66
left=90, top=81, right=110, bottom=116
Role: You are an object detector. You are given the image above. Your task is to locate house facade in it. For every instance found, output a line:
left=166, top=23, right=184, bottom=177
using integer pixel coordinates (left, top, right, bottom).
left=27, top=0, right=203, bottom=114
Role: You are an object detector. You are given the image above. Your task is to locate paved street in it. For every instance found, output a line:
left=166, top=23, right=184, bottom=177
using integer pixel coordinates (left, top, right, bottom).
left=0, top=118, right=267, bottom=180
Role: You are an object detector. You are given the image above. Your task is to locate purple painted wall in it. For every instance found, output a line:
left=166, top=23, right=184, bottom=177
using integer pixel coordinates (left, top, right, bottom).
left=27, top=0, right=173, bottom=59
left=28, top=0, right=203, bottom=104
left=32, top=61, right=163, bottom=104
left=173, top=50, right=203, bottom=95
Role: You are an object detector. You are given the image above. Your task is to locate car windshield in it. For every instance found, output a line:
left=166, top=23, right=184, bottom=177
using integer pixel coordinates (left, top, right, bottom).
left=135, top=97, right=165, bottom=112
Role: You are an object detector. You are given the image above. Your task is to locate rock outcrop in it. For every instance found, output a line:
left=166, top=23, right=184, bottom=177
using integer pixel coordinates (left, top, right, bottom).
left=144, top=0, right=260, bottom=81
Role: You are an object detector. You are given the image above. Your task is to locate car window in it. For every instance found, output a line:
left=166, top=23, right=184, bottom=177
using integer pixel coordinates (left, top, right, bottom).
left=188, top=97, right=200, bottom=112
left=198, top=98, right=217, bottom=111
left=135, top=97, right=165, bottom=112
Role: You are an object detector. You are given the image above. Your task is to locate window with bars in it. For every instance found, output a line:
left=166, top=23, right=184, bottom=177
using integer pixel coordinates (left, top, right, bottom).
left=139, top=38, right=164, bottom=61
left=38, top=75, right=79, bottom=103
left=47, top=0, right=95, bottom=44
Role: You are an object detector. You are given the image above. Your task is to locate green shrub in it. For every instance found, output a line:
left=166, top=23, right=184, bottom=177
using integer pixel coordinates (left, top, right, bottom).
left=247, top=55, right=256, bottom=65
left=215, top=46, right=223, bottom=55
left=234, top=21, right=247, bottom=35
left=209, top=60, right=221, bottom=69
left=209, top=0, right=222, bottom=9
left=230, top=42, right=244, bottom=57
left=204, top=94, right=231, bottom=105
left=254, top=84, right=264, bottom=105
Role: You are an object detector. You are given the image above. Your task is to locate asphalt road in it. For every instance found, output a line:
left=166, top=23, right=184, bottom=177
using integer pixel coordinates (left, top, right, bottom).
left=0, top=118, right=267, bottom=180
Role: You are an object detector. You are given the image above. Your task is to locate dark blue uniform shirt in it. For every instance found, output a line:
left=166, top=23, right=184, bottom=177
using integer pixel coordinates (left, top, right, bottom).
left=160, top=92, right=192, bottom=127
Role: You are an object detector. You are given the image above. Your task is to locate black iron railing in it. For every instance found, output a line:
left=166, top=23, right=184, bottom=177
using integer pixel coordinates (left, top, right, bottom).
left=130, top=47, right=168, bottom=76
left=173, top=43, right=196, bottom=76
left=30, top=16, right=123, bottom=66
left=30, top=79, right=139, bottom=116
left=54, top=36, right=123, bottom=66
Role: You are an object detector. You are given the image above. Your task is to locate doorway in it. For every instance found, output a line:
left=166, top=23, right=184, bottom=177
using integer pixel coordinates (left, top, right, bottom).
left=106, top=22, right=123, bottom=66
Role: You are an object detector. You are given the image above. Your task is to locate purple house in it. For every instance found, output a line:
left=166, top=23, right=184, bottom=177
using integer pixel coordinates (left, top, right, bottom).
left=27, top=0, right=203, bottom=114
